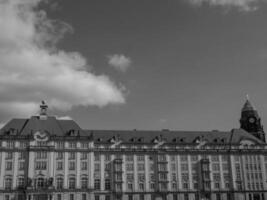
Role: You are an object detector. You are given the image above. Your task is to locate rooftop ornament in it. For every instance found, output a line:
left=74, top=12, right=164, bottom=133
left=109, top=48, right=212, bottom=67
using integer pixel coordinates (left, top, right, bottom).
left=39, top=100, right=48, bottom=120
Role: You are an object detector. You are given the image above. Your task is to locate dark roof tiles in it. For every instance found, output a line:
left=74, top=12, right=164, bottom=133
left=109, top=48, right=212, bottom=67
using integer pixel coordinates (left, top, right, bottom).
left=0, top=116, right=264, bottom=145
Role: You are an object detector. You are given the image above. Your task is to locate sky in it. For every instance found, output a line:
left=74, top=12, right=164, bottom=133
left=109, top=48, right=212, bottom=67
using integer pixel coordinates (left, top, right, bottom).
left=1, top=0, right=267, bottom=131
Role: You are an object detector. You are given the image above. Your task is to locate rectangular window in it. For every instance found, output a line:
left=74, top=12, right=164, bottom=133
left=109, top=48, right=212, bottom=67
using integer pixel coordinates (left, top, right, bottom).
left=57, top=162, right=63, bottom=170
left=69, top=152, right=75, bottom=160
left=180, top=155, right=188, bottom=162
left=170, top=156, right=176, bottom=161
left=94, top=154, right=100, bottom=161
left=6, top=141, right=15, bottom=148
left=150, top=182, right=155, bottom=190
left=6, top=152, right=13, bottom=160
left=127, top=173, right=134, bottom=181
left=105, top=163, right=111, bottom=171
left=95, top=196, right=100, bottom=200
left=69, top=194, right=74, bottom=200
left=139, top=182, right=144, bottom=190
left=105, top=179, right=111, bottom=190
left=126, top=155, right=134, bottom=161
left=94, top=179, right=100, bottom=190
left=138, top=173, right=145, bottom=182
left=56, top=142, right=64, bottom=149
left=5, top=162, right=12, bottom=170
left=81, top=153, right=87, bottom=160
left=56, top=152, right=63, bottom=159
left=94, top=163, right=100, bottom=171
left=211, top=155, right=219, bottom=162
left=137, top=155, right=145, bottom=161
left=36, top=152, right=47, bottom=159
left=137, top=163, right=145, bottom=171
left=69, top=162, right=75, bottom=170
left=19, top=161, right=25, bottom=170
left=126, top=163, right=134, bottom=171
left=18, top=152, right=26, bottom=160
left=81, top=142, right=88, bottom=149
left=212, top=163, right=220, bottom=171
left=82, top=194, right=86, bottom=200
left=222, top=155, right=228, bottom=161
left=158, top=155, right=167, bottom=162
left=150, top=163, right=154, bottom=171
left=191, top=155, right=198, bottom=161
left=172, top=173, right=177, bottom=181
left=69, top=142, right=76, bottom=149
left=57, top=194, right=61, bottom=200
left=181, top=163, right=188, bottom=171
left=35, top=161, right=47, bottom=170
left=105, top=155, right=111, bottom=161
left=127, top=182, right=133, bottom=190
left=81, top=162, right=87, bottom=170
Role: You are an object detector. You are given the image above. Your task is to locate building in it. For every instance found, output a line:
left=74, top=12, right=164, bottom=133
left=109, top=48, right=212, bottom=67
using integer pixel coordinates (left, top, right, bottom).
left=0, top=99, right=266, bottom=200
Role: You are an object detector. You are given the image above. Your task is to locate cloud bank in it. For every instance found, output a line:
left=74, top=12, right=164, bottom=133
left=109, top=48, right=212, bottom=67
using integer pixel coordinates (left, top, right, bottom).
left=0, top=0, right=125, bottom=120
left=108, top=54, right=132, bottom=72
left=188, top=0, right=266, bottom=11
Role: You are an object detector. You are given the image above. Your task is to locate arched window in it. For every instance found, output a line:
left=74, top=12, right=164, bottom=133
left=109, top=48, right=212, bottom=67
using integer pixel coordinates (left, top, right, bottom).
left=56, top=176, right=64, bottom=189
left=69, top=177, right=76, bottom=189
left=5, top=177, right=12, bottom=189
left=81, top=176, right=88, bottom=189
left=36, top=177, right=44, bottom=188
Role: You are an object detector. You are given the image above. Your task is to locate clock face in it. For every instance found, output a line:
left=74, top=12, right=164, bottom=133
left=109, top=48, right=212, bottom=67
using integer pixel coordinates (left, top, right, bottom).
left=249, top=117, right=255, bottom=123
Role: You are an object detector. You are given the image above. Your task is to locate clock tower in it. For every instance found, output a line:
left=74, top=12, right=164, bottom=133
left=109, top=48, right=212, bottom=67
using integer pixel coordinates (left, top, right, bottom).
left=240, top=97, right=265, bottom=142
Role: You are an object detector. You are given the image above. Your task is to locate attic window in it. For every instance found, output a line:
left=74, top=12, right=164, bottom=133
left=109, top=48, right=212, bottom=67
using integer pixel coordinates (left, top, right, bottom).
left=109, top=137, right=116, bottom=143
left=67, top=129, right=79, bottom=136
left=130, top=137, right=137, bottom=142
left=138, top=138, right=144, bottom=142
left=180, top=138, right=184, bottom=142
left=194, top=136, right=201, bottom=143
left=5, top=128, right=17, bottom=136
left=221, top=138, right=226, bottom=143
left=97, top=138, right=103, bottom=142
left=213, top=138, right=218, bottom=143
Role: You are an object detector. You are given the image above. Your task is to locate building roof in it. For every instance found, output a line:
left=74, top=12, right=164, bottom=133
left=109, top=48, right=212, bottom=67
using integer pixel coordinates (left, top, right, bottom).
left=0, top=116, right=87, bottom=137
left=89, top=128, right=264, bottom=145
left=0, top=116, right=263, bottom=144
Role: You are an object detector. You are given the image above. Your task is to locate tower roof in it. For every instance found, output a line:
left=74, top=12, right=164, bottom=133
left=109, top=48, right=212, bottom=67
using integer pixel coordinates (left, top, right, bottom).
left=242, top=95, right=257, bottom=112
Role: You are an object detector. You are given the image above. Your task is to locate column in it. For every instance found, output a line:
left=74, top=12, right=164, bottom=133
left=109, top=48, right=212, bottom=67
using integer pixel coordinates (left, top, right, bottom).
left=12, top=152, right=18, bottom=188
left=144, top=155, right=149, bottom=191
left=0, top=152, right=5, bottom=188
left=77, top=152, right=81, bottom=188
left=100, top=154, right=105, bottom=190
left=64, top=152, right=69, bottom=188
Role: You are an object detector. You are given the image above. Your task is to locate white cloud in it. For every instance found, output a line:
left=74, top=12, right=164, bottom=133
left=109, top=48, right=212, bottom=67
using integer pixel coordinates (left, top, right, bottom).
left=188, top=0, right=265, bottom=11
left=56, top=116, right=73, bottom=120
left=0, top=0, right=125, bottom=120
left=107, top=54, right=131, bottom=72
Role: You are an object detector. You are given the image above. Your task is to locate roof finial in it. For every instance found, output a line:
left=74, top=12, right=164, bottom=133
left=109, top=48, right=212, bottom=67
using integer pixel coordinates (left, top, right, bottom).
left=246, top=94, right=250, bottom=101
left=40, top=100, right=48, bottom=116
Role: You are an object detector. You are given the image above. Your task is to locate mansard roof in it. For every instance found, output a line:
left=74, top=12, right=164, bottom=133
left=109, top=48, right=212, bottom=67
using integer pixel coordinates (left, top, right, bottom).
left=0, top=116, right=264, bottom=144
left=90, top=128, right=264, bottom=145
left=0, top=116, right=87, bottom=137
